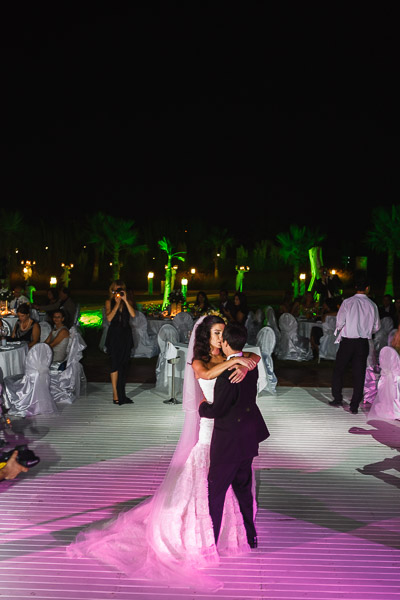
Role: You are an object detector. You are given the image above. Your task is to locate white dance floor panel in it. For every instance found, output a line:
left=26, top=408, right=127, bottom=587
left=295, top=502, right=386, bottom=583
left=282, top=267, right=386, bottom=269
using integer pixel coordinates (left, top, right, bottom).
left=1, top=383, right=400, bottom=599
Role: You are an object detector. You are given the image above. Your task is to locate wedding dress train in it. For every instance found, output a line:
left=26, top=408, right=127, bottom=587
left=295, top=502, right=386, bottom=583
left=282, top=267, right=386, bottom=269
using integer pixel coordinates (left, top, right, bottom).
left=67, top=377, right=251, bottom=590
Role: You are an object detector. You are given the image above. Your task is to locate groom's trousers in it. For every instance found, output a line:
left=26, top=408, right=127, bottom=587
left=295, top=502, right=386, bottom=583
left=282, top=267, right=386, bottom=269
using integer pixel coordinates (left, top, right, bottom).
left=208, top=457, right=256, bottom=544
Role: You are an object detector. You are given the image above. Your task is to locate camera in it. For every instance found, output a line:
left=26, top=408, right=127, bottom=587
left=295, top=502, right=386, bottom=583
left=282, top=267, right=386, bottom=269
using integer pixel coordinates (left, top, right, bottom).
left=115, top=287, right=125, bottom=297
left=0, top=444, right=40, bottom=468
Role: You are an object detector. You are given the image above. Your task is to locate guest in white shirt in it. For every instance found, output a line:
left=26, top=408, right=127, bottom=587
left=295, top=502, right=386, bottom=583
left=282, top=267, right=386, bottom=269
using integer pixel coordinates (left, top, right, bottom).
left=9, top=285, right=29, bottom=311
left=330, top=271, right=380, bottom=414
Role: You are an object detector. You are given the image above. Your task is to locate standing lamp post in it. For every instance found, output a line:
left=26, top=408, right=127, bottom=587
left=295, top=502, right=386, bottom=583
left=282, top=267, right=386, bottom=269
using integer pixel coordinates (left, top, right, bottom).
left=235, top=265, right=250, bottom=292
left=61, top=263, right=74, bottom=287
left=147, top=272, right=154, bottom=295
left=181, top=278, right=188, bottom=301
left=299, top=273, right=306, bottom=297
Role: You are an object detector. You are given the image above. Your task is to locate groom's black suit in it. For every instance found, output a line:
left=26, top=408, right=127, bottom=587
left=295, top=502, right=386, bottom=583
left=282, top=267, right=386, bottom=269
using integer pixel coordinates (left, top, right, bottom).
left=198, top=366, right=269, bottom=544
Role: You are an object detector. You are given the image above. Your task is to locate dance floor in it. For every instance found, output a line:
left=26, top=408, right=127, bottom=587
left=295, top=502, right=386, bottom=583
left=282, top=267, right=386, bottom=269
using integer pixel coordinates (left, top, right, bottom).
left=1, top=383, right=400, bottom=600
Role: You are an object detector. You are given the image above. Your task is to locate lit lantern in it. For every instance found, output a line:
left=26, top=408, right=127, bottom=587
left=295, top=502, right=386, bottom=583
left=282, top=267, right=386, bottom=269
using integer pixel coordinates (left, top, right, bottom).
left=181, top=278, right=188, bottom=300
left=147, top=271, right=154, bottom=295
left=299, top=273, right=306, bottom=296
left=50, top=277, right=57, bottom=287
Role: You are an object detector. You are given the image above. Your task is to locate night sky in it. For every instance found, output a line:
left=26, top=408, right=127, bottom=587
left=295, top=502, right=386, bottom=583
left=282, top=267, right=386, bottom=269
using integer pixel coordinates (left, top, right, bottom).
left=1, top=6, right=399, bottom=259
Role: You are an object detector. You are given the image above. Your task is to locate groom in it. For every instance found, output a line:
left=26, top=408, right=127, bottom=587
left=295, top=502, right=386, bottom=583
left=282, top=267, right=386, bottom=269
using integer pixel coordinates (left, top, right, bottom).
left=199, top=322, right=270, bottom=548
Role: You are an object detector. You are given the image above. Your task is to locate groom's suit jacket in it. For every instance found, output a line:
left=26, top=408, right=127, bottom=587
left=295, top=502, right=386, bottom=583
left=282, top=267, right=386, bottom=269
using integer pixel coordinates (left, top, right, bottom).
left=199, top=367, right=270, bottom=466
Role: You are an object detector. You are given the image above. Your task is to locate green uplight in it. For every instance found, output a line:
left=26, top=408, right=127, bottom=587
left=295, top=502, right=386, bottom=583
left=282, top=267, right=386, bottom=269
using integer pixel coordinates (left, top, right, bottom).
left=78, top=310, right=103, bottom=329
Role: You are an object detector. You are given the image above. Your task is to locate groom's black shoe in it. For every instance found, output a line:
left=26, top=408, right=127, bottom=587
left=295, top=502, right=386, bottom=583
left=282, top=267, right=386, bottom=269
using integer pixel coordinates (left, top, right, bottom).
left=329, top=399, right=343, bottom=407
left=248, top=536, right=258, bottom=548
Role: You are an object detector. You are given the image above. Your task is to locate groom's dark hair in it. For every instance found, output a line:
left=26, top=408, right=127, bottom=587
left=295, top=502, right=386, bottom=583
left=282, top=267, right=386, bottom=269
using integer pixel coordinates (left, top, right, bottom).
left=222, top=322, right=247, bottom=351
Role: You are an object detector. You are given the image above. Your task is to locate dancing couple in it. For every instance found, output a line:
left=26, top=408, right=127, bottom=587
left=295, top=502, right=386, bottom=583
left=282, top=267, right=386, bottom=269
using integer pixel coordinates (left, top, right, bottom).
left=68, top=314, right=270, bottom=590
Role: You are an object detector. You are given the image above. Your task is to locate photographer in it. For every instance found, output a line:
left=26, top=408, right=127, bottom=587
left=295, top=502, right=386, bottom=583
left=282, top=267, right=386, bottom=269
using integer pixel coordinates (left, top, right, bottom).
left=105, top=280, right=136, bottom=406
left=314, top=266, right=341, bottom=305
left=0, top=450, right=29, bottom=481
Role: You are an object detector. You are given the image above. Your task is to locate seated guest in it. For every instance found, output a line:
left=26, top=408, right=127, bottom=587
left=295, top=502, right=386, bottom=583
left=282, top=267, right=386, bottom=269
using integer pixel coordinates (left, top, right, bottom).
left=44, top=309, right=70, bottom=365
left=193, top=291, right=212, bottom=316
left=58, top=287, right=77, bottom=328
left=278, top=290, right=299, bottom=318
left=9, top=303, right=40, bottom=348
left=33, top=288, right=61, bottom=322
left=299, top=291, right=316, bottom=319
left=310, top=297, right=339, bottom=358
left=391, top=324, right=400, bottom=355
left=229, top=291, right=249, bottom=325
left=378, top=294, right=397, bottom=325
left=9, top=284, right=29, bottom=311
left=219, top=289, right=235, bottom=320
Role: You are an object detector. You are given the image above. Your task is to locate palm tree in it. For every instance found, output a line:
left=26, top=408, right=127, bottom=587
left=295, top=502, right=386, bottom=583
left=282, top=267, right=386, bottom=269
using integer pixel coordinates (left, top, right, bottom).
left=103, top=215, right=148, bottom=281
left=204, top=228, right=234, bottom=278
left=158, top=237, right=186, bottom=309
left=0, top=209, right=24, bottom=286
left=277, top=225, right=326, bottom=297
left=367, top=205, right=400, bottom=296
left=85, top=211, right=108, bottom=283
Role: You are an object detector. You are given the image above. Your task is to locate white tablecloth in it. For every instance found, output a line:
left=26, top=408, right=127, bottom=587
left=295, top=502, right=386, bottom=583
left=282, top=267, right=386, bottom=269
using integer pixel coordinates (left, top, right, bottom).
left=297, top=319, right=323, bottom=339
left=147, top=318, right=174, bottom=336
left=0, top=342, right=28, bottom=380
left=169, top=343, right=268, bottom=396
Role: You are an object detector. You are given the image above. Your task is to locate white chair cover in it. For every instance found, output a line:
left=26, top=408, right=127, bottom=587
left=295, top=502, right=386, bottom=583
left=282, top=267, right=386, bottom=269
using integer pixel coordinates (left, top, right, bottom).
left=0, top=319, right=11, bottom=337
left=367, top=346, right=400, bottom=422
left=264, top=305, right=281, bottom=350
left=363, top=339, right=381, bottom=405
left=3, top=343, right=58, bottom=417
left=39, top=321, right=52, bottom=342
left=318, top=315, right=339, bottom=361
left=99, top=307, right=109, bottom=352
left=50, top=326, right=87, bottom=403
left=373, top=316, right=394, bottom=354
left=30, top=308, right=40, bottom=322
left=155, top=324, right=180, bottom=396
left=245, top=311, right=263, bottom=345
left=276, top=313, right=313, bottom=361
left=130, top=311, right=159, bottom=358
left=256, top=326, right=277, bottom=394
left=171, top=312, right=194, bottom=343
left=72, top=303, right=81, bottom=326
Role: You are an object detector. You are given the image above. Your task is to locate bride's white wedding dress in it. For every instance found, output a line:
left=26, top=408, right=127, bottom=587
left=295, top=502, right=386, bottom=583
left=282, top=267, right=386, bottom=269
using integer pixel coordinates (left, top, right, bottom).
left=67, top=376, right=251, bottom=589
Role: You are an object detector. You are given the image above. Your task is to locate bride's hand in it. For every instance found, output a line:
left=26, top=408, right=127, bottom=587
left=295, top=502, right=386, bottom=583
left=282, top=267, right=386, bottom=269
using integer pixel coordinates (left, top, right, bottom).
left=228, top=365, right=248, bottom=383
left=235, top=356, right=257, bottom=370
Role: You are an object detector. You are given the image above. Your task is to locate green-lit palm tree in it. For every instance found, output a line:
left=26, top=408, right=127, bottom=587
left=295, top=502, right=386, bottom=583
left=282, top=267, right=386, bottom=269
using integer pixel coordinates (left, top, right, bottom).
left=158, top=237, right=186, bottom=309
left=277, top=225, right=326, bottom=297
left=204, top=228, right=234, bottom=278
left=367, top=205, right=400, bottom=296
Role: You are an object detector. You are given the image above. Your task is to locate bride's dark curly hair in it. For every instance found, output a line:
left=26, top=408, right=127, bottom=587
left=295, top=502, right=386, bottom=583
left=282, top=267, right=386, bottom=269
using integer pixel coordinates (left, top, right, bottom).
left=193, top=315, right=225, bottom=363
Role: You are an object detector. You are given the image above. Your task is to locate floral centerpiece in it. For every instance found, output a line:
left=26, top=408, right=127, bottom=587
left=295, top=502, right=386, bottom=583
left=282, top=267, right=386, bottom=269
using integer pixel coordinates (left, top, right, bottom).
left=0, top=287, right=13, bottom=314
left=168, top=290, right=185, bottom=316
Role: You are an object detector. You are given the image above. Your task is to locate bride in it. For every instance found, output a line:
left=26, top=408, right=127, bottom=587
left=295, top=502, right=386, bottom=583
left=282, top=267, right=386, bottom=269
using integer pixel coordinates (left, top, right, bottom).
left=67, top=314, right=261, bottom=590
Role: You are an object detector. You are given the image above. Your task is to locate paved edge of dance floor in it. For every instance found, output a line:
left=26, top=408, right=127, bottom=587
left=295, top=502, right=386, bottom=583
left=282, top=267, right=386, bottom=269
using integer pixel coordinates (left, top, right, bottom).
left=1, top=383, right=400, bottom=600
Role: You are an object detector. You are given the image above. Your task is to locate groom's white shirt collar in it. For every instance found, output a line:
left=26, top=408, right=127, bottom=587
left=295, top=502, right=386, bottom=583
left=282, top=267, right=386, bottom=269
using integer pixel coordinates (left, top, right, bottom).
left=226, top=351, right=243, bottom=360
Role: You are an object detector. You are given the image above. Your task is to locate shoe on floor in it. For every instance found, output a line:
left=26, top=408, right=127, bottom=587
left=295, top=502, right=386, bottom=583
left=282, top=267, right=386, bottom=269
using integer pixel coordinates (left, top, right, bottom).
left=329, top=400, right=343, bottom=407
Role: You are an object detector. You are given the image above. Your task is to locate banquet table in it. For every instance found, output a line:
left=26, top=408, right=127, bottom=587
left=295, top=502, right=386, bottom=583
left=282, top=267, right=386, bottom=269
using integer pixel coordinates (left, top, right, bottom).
left=297, top=318, right=323, bottom=339
left=165, top=342, right=268, bottom=397
left=147, top=318, right=174, bottom=336
left=0, top=341, right=28, bottom=381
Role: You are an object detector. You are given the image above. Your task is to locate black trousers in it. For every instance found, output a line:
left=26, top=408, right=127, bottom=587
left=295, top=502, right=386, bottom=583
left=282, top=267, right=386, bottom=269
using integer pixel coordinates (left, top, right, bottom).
left=331, top=337, right=369, bottom=408
left=208, top=457, right=256, bottom=544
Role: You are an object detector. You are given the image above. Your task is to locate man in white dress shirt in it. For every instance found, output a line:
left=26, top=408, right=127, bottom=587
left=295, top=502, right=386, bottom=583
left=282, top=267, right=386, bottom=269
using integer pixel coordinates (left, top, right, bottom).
left=330, top=271, right=380, bottom=414
left=9, top=285, right=29, bottom=311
